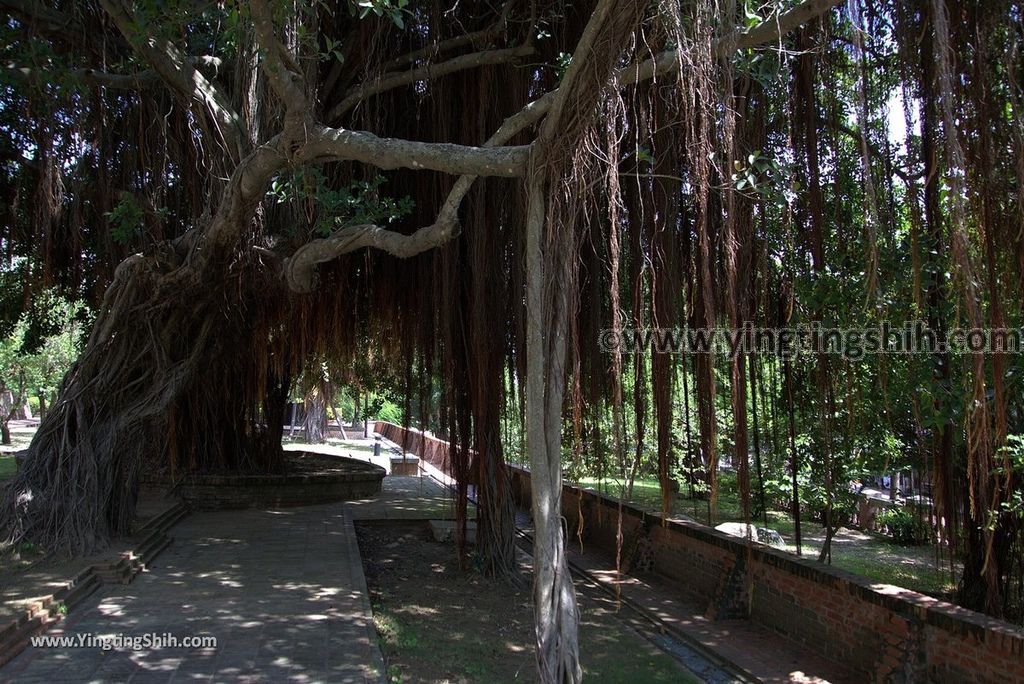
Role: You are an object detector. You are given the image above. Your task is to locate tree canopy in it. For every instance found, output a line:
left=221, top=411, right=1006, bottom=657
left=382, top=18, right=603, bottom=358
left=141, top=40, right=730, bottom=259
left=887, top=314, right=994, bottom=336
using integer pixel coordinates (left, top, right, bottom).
left=2, top=0, right=1024, bottom=681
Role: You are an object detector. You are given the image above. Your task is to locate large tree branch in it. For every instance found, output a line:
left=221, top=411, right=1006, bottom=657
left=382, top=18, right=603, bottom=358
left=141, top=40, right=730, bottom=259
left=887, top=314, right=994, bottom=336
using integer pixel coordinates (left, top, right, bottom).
left=284, top=213, right=457, bottom=293
left=284, top=105, right=530, bottom=291
left=4, top=56, right=224, bottom=90
left=98, top=0, right=246, bottom=160
left=378, top=0, right=517, bottom=72
left=381, top=24, right=506, bottom=72
left=320, top=16, right=511, bottom=106
left=538, top=0, right=627, bottom=143
left=0, top=0, right=72, bottom=35
left=199, top=137, right=289, bottom=256
left=328, top=45, right=534, bottom=122
left=298, top=125, right=528, bottom=177
left=453, top=0, right=845, bottom=154
left=250, top=0, right=309, bottom=116
left=283, top=152, right=484, bottom=292
left=202, top=122, right=525, bottom=281
left=740, top=0, right=840, bottom=48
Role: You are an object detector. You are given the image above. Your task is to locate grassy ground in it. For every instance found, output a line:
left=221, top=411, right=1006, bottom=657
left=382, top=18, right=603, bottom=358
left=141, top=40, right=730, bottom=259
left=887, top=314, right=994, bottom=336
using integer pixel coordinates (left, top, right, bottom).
left=358, top=521, right=697, bottom=684
left=0, top=456, right=14, bottom=483
left=282, top=435, right=378, bottom=455
left=0, top=424, right=35, bottom=487
left=0, top=425, right=36, bottom=454
left=576, top=473, right=957, bottom=597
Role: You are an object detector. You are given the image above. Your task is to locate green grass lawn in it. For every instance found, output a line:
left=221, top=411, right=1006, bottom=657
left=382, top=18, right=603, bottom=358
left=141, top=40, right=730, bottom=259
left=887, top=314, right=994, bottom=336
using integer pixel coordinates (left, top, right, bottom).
left=329, top=439, right=377, bottom=454
left=574, top=473, right=957, bottom=597
left=0, top=456, right=14, bottom=482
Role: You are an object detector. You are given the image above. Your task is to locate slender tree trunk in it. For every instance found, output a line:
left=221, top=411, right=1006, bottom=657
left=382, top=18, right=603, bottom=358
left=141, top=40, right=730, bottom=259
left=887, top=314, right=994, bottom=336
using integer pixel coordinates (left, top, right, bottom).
left=918, top=2, right=957, bottom=567
left=749, top=354, right=768, bottom=530
left=475, top=423, right=517, bottom=578
left=332, top=406, right=348, bottom=439
left=785, top=357, right=802, bottom=555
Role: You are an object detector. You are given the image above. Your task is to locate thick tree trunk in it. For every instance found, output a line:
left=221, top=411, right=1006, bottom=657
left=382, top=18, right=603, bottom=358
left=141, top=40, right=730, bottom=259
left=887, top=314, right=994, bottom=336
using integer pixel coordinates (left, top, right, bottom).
left=0, top=389, right=14, bottom=446
left=1, top=238, right=289, bottom=553
left=303, top=386, right=328, bottom=444
left=525, top=168, right=581, bottom=684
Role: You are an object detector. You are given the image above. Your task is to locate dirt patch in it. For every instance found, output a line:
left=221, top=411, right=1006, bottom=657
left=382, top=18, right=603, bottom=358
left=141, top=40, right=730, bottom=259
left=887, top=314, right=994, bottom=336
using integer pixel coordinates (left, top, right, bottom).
left=357, top=521, right=696, bottom=683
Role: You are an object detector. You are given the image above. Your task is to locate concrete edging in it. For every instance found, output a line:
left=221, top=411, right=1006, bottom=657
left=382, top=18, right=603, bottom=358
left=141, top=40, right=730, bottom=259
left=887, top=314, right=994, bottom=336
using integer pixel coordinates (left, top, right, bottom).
left=341, top=504, right=387, bottom=683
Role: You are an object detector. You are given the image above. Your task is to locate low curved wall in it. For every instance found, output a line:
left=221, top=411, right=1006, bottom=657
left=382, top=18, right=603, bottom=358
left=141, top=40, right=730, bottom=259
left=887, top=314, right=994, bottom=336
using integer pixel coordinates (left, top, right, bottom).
left=375, top=421, right=1024, bottom=683
left=172, top=455, right=385, bottom=511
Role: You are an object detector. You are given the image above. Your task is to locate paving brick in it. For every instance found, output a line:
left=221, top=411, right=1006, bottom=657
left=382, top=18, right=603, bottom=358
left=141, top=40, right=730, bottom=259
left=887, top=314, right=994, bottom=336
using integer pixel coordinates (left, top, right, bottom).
left=1, top=505, right=385, bottom=684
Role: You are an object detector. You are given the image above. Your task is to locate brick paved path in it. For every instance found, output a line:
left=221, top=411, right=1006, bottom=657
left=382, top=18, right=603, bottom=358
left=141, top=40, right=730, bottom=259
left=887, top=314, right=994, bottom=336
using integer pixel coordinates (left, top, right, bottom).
left=2, top=505, right=384, bottom=683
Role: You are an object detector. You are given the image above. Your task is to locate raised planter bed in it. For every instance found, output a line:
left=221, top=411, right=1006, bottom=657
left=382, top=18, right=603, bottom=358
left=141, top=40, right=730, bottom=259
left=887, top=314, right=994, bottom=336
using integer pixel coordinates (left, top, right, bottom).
left=170, top=453, right=385, bottom=510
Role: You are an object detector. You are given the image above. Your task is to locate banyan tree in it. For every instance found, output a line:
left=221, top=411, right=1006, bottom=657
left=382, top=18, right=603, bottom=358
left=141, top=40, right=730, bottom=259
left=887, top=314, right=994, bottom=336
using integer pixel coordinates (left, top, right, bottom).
left=3, top=0, right=1024, bottom=680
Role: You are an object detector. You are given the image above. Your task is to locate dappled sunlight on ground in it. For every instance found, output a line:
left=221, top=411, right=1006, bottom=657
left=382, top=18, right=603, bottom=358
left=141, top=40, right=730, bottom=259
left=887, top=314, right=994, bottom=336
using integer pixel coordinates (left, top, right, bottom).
left=357, top=521, right=696, bottom=683
left=1, top=505, right=384, bottom=682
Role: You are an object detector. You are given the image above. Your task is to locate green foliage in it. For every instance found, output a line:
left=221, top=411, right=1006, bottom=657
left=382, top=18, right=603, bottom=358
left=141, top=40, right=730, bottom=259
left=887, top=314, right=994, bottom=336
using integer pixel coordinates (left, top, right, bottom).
left=105, top=193, right=145, bottom=245
left=0, top=290, right=90, bottom=406
left=348, top=0, right=411, bottom=29
left=877, top=507, right=930, bottom=546
left=267, top=170, right=414, bottom=236
left=371, top=397, right=402, bottom=423
left=995, top=435, right=1024, bottom=519
left=555, top=51, right=573, bottom=80
left=0, top=455, right=15, bottom=482
left=731, top=150, right=793, bottom=208
left=320, top=36, right=345, bottom=64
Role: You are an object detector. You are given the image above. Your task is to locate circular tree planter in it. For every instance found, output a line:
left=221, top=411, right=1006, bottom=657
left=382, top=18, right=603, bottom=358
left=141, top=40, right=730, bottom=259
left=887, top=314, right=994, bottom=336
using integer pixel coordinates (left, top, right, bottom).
left=169, top=452, right=385, bottom=511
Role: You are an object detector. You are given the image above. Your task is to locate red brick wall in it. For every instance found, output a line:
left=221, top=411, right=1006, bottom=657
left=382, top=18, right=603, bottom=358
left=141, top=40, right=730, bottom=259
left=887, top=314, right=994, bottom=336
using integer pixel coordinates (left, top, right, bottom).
left=375, top=422, right=451, bottom=474
left=375, top=422, right=1024, bottom=683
